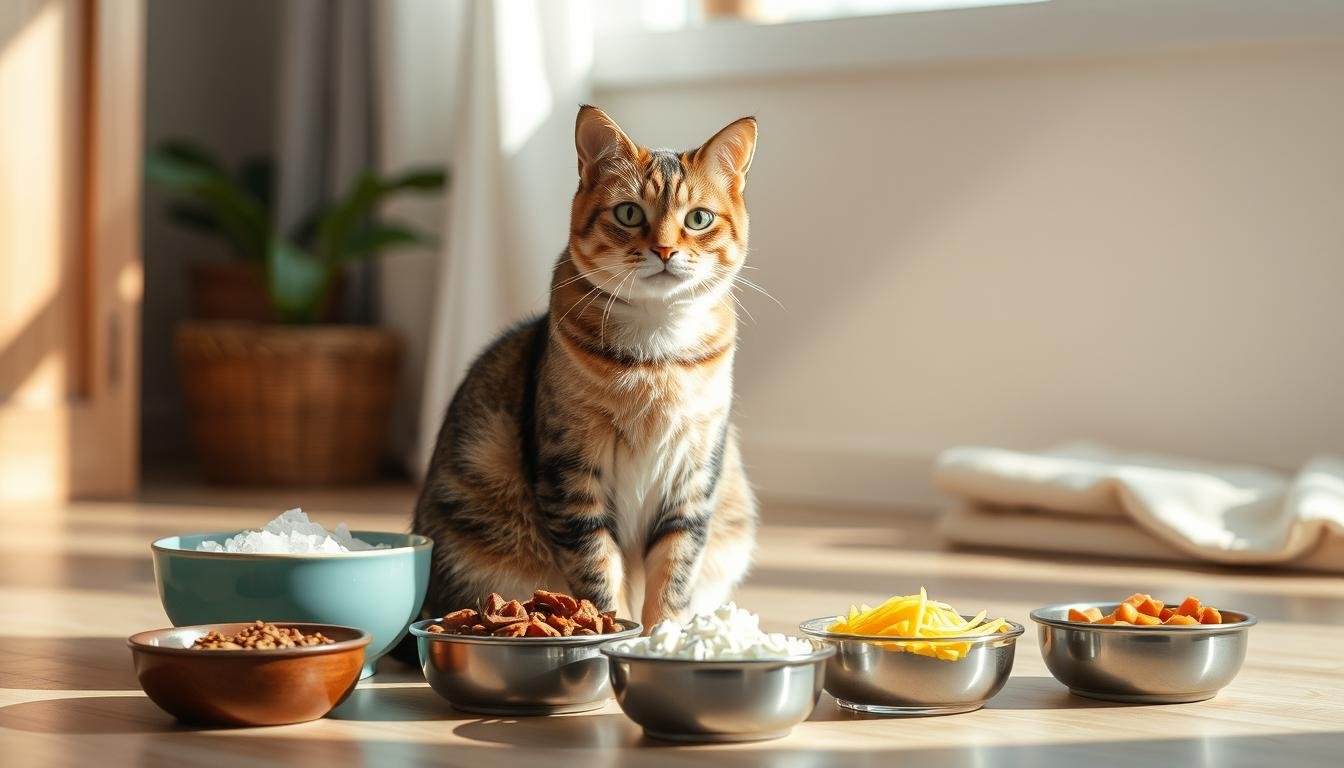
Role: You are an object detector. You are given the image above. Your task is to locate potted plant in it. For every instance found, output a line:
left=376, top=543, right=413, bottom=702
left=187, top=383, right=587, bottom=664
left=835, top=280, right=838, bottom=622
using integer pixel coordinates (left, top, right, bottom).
left=147, top=140, right=446, bottom=484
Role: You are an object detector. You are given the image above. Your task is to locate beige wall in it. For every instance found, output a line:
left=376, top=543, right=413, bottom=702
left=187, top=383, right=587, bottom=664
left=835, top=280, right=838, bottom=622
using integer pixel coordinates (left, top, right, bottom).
left=596, top=41, right=1344, bottom=506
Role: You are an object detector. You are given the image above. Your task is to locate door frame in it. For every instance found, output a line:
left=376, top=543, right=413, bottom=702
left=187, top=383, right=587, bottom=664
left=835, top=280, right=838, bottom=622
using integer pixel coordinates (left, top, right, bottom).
left=0, top=0, right=143, bottom=500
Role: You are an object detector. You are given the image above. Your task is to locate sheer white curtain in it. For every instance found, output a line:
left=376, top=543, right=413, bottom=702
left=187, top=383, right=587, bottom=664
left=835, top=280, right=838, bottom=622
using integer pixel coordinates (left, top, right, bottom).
left=375, top=0, right=594, bottom=477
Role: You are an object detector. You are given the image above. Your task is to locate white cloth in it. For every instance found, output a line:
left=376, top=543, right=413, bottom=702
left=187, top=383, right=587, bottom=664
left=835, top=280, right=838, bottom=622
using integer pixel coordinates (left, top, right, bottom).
left=934, top=442, right=1344, bottom=570
left=372, top=0, right=594, bottom=474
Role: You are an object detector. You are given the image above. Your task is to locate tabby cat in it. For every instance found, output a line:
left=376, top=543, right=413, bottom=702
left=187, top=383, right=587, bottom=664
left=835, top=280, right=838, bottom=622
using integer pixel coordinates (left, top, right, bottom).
left=412, top=106, right=759, bottom=631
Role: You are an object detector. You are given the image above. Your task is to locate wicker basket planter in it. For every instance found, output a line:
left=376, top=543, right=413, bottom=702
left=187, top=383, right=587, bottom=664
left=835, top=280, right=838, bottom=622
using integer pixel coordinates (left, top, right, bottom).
left=175, top=322, right=402, bottom=485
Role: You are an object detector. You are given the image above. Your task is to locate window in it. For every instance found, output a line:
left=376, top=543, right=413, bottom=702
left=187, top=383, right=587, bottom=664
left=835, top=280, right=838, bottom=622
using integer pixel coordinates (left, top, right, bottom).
left=597, top=0, right=1048, bottom=34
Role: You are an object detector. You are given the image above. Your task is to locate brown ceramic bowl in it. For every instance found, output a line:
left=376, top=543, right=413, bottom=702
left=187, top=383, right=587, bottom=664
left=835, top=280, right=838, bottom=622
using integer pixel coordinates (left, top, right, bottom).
left=127, top=622, right=370, bottom=726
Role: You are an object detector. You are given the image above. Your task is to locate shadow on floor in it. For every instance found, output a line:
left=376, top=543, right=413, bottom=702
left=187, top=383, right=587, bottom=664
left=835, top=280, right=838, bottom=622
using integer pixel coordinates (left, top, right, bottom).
left=0, top=637, right=139, bottom=691
left=328, top=685, right=475, bottom=722
left=452, top=711, right=641, bottom=749
left=980, top=676, right=1145, bottom=711
left=0, top=694, right=220, bottom=735
left=4, top=695, right=1337, bottom=768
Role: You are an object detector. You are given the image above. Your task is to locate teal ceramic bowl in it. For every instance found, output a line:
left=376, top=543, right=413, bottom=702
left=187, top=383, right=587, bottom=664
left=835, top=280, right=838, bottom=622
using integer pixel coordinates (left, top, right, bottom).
left=151, top=531, right=431, bottom=679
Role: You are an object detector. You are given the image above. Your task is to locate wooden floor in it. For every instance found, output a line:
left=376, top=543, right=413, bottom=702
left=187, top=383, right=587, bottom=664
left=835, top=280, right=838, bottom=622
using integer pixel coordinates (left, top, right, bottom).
left=2, top=483, right=1342, bottom=767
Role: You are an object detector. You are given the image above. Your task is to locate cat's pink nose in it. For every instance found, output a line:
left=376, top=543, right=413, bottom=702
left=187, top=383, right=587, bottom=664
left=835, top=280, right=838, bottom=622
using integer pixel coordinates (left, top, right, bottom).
left=650, top=245, right=678, bottom=263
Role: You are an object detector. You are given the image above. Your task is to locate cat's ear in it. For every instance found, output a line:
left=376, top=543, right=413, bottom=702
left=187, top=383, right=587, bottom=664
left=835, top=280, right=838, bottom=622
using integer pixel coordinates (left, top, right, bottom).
left=695, top=116, right=757, bottom=190
left=575, top=105, right=637, bottom=180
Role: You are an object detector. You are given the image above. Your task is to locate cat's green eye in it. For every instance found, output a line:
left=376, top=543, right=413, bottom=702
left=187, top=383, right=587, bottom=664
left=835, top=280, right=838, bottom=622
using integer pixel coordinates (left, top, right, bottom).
left=685, top=208, right=715, bottom=231
left=614, top=203, right=646, bottom=227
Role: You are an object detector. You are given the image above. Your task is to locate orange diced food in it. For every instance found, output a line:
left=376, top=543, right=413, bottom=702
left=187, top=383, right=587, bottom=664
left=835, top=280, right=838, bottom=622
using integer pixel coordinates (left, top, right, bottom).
left=1115, top=602, right=1141, bottom=623
left=1065, top=594, right=1225, bottom=626
left=1137, top=598, right=1164, bottom=617
left=1177, top=596, right=1202, bottom=617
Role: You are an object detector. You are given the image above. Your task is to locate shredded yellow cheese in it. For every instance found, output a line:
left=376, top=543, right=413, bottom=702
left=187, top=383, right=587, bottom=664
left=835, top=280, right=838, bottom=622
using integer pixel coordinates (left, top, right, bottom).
left=827, top=587, right=1008, bottom=661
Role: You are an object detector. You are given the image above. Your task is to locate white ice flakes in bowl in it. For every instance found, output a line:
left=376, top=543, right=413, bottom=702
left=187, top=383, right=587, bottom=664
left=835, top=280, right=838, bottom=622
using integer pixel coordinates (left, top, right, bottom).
left=196, top=508, right=389, bottom=554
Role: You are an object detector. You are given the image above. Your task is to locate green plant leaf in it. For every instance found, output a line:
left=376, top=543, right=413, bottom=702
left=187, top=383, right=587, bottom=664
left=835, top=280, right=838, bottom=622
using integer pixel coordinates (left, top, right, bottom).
left=166, top=203, right=221, bottom=235
left=236, top=156, right=274, bottom=217
left=145, top=149, right=216, bottom=189
left=383, top=168, right=448, bottom=192
left=313, top=166, right=447, bottom=265
left=157, top=139, right=225, bottom=170
left=191, top=179, right=270, bottom=262
left=266, top=238, right=328, bottom=324
left=145, top=140, right=271, bottom=262
left=338, top=221, right=431, bottom=263
left=289, top=204, right=327, bottom=250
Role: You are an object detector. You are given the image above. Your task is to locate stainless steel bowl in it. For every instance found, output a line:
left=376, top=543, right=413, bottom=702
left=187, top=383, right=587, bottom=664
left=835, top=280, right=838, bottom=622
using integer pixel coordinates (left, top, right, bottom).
left=601, top=640, right=835, bottom=743
left=799, top=616, right=1024, bottom=716
left=1031, top=602, right=1257, bottom=703
left=410, top=618, right=641, bottom=715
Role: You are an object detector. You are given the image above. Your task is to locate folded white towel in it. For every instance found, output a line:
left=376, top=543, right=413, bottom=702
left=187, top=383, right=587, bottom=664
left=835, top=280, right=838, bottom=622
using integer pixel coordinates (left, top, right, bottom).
left=934, top=442, right=1344, bottom=568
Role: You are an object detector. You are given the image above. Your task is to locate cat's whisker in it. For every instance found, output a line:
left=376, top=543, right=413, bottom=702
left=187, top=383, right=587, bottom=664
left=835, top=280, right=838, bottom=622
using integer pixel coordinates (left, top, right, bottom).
left=578, top=268, right=629, bottom=320
left=558, top=267, right=627, bottom=326
left=550, top=266, right=608, bottom=293
left=725, top=286, right=757, bottom=326
left=730, top=274, right=785, bottom=310
left=600, top=267, right=639, bottom=345
left=708, top=266, right=758, bottom=325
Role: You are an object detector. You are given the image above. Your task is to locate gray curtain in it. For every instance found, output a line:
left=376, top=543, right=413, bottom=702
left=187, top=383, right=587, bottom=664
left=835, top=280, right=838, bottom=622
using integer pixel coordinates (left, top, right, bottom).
left=274, top=0, right=376, bottom=322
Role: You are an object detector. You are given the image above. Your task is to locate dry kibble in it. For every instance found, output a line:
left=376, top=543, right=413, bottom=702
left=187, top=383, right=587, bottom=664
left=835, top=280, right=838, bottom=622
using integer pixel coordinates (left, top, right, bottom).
left=191, top=621, right=336, bottom=650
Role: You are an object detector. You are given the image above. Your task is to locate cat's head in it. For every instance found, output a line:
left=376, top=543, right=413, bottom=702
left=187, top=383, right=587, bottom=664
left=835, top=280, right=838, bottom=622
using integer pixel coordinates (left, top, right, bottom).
left=569, top=106, right=756, bottom=301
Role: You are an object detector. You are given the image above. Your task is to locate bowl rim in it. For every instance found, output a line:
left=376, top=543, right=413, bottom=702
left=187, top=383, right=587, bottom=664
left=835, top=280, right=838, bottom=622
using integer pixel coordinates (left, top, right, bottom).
left=797, top=615, right=1025, bottom=644
left=1029, top=602, right=1258, bottom=632
left=127, top=621, right=372, bottom=657
left=409, top=616, right=642, bottom=645
left=150, top=530, right=433, bottom=560
left=600, top=636, right=836, bottom=665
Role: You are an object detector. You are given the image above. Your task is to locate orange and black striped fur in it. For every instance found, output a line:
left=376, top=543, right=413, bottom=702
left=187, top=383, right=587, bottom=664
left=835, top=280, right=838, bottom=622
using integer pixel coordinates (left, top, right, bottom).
left=412, top=106, right=759, bottom=630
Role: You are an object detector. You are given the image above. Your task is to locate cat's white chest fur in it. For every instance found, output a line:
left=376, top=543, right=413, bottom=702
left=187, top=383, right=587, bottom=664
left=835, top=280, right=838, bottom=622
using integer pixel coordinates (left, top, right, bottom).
left=604, top=419, right=699, bottom=619
left=599, top=292, right=734, bottom=618
left=606, top=287, right=731, bottom=360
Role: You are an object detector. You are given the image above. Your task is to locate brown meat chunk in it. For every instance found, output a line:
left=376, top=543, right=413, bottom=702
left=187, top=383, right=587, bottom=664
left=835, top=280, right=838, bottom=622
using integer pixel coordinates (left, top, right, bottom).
left=572, top=600, right=602, bottom=632
left=533, top=589, right=579, bottom=615
left=438, top=608, right=480, bottom=632
left=525, top=616, right=562, bottom=637
left=491, top=622, right=528, bottom=638
left=483, top=599, right=528, bottom=630
left=545, top=613, right=577, bottom=636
